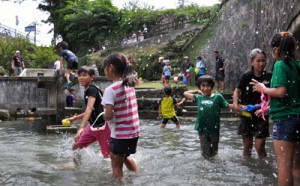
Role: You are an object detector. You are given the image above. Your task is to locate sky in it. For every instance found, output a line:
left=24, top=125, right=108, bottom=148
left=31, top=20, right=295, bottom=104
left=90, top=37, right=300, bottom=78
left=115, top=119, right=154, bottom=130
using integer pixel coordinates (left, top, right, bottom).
left=0, top=0, right=219, bottom=46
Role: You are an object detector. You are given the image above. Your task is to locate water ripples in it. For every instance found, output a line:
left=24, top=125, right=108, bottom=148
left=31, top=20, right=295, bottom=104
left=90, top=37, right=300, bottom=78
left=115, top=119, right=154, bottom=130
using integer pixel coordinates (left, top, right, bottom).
left=0, top=119, right=277, bottom=185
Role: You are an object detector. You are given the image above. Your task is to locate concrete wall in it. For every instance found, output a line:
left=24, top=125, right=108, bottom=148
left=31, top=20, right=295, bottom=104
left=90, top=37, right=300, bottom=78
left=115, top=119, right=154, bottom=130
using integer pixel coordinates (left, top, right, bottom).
left=198, top=0, right=300, bottom=90
left=0, top=70, right=111, bottom=122
left=0, top=77, right=48, bottom=113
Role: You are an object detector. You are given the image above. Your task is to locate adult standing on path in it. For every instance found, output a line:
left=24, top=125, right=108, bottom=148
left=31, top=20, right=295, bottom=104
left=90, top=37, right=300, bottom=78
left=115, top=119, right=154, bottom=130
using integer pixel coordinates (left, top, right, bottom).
left=11, top=50, right=25, bottom=76
left=214, top=51, right=228, bottom=94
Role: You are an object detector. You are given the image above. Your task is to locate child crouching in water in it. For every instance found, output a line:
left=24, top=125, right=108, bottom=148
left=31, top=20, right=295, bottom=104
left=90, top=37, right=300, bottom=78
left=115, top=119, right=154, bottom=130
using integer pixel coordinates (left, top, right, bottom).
left=102, top=53, right=140, bottom=179
left=159, top=86, right=185, bottom=129
left=183, top=75, right=233, bottom=159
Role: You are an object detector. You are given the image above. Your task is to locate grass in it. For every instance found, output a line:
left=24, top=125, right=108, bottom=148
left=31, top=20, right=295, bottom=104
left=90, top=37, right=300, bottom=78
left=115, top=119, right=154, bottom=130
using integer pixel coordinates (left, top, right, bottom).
left=136, top=80, right=196, bottom=90
left=137, top=79, right=233, bottom=94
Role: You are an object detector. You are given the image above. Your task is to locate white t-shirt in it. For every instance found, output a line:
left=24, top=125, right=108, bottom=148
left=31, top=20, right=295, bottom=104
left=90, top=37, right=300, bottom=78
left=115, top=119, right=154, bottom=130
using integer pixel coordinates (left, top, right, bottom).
left=53, top=60, right=61, bottom=70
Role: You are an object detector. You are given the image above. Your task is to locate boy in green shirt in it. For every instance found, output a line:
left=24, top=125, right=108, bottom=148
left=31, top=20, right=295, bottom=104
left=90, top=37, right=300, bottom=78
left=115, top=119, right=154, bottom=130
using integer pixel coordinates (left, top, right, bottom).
left=184, top=75, right=233, bottom=159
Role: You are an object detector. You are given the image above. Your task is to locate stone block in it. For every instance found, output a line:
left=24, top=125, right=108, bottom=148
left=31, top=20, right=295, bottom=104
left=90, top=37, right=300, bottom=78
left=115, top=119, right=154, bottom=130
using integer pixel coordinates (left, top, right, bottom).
left=0, top=109, right=10, bottom=121
left=47, top=125, right=77, bottom=134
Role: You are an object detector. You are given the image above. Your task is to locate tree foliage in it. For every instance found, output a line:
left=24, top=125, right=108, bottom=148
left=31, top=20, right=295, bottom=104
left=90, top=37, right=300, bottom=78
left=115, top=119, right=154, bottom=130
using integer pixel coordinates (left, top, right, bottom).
left=0, top=36, right=57, bottom=74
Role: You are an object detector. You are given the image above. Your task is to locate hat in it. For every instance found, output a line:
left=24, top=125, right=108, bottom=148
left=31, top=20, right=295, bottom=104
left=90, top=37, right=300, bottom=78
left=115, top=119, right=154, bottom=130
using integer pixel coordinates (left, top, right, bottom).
left=163, top=59, right=170, bottom=63
left=159, top=57, right=164, bottom=61
left=184, top=56, right=188, bottom=59
left=186, top=69, right=190, bottom=72
left=15, top=50, right=20, bottom=54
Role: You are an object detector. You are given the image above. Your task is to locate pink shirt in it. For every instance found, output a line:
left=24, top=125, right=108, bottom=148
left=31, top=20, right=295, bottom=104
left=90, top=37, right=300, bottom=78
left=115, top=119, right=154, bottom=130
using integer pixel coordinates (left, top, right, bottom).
left=102, top=81, right=140, bottom=139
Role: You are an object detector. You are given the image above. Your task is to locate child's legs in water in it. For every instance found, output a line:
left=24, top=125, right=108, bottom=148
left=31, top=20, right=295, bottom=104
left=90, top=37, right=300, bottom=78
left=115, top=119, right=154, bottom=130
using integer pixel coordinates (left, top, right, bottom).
left=110, top=137, right=139, bottom=178
left=294, top=142, right=300, bottom=186
left=272, top=118, right=300, bottom=186
left=199, top=132, right=219, bottom=158
left=110, top=153, right=138, bottom=179
left=170, top=116, right=180, bottom=129
left=160, top=118, right=169, bottom=128
left=242, top=135, right=253, bottom=158
left=254, top=137, right=267, bottom=158
left=110, top=152, right=124, bottom=179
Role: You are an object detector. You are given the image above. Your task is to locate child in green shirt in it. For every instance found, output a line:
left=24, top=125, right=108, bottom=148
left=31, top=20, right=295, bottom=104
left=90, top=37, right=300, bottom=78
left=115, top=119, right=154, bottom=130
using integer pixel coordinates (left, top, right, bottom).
left=183, top=75, right=233, bottom=159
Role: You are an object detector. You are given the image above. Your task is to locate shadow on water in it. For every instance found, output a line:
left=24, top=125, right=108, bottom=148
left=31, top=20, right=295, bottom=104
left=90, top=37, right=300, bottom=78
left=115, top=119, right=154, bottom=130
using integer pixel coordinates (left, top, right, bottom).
left=0, top=119, right=277, bottom=186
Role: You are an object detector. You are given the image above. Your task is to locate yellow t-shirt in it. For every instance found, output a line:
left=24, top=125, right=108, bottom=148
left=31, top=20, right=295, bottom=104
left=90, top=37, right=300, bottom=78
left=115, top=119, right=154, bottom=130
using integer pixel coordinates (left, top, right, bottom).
left=161, top=96, right=176, bottom=118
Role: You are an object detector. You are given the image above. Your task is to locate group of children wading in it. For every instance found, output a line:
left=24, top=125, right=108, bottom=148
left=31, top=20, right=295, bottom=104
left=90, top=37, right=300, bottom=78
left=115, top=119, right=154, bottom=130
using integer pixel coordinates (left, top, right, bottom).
left=58, top=32, right=300, bottom=186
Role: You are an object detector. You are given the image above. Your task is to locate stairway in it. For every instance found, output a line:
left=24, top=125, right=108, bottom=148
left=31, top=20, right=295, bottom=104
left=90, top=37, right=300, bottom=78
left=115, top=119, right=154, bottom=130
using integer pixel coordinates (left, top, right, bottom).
left=136, top=88, right=239, bottom=121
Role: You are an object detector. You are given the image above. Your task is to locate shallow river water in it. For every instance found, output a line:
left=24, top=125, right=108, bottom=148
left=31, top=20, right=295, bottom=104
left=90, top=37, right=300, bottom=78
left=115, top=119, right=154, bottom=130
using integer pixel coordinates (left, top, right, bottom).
left=0, top=119, right=277, bottom=186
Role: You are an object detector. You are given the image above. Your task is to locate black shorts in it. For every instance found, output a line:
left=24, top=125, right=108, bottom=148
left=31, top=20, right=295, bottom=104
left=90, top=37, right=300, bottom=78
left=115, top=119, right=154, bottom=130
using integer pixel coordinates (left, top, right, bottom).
left=237, top=116, right=270, bottom=138
left=110, top=137, right=139, bottom=157
left=165, top=75, right=170, bottom=80
left=67, top=60, right=78, bottom=70
left=215, top=72, right=225, bottom=81
left=161, top=116, right=179, bottom=125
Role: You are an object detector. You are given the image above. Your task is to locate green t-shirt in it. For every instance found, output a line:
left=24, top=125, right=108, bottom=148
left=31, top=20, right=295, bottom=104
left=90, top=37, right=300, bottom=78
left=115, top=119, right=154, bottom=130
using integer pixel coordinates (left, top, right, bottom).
left=270, top=60, right=300, bottom=121
left=193, top=93, right=229, bottom=134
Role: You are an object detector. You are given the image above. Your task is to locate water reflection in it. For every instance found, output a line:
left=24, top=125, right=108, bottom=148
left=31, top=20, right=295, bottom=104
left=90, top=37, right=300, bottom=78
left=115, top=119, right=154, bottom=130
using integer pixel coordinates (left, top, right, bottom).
left=0, top=119, right=277, bottom=185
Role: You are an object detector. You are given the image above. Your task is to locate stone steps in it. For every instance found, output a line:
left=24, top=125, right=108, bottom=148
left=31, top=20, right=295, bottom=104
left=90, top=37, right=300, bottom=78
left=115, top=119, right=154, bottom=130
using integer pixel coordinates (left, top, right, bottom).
left=136, top=89, right=237, bottom=119
left=139, top=109, right=238, bottom=119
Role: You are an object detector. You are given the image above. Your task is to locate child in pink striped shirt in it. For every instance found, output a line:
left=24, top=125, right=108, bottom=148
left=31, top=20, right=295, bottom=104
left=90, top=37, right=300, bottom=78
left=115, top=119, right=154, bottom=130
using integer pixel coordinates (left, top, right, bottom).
left=102, top=53, right=140, bottom=179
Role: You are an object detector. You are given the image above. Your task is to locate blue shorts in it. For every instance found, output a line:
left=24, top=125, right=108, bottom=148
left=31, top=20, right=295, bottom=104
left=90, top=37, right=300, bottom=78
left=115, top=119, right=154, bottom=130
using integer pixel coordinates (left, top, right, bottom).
left=110, top=137, right=138, bottom=157
left=165, top=75, right=170, bottom=80
left=272, top=117, right=300, bottom=141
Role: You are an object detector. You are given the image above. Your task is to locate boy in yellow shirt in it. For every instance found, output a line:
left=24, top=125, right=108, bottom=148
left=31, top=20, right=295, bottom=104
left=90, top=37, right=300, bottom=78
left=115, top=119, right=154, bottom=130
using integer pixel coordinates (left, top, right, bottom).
left=158, top=86, right=185, bottom=129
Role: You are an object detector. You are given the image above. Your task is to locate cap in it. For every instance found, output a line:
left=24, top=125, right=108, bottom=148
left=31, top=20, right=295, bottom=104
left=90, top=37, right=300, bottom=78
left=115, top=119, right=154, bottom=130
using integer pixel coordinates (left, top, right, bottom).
left=15, top=50, right=20, bottom=54
left=163, top=59, right=170, bottom=63
left=184, top=56, right=188, bottom=59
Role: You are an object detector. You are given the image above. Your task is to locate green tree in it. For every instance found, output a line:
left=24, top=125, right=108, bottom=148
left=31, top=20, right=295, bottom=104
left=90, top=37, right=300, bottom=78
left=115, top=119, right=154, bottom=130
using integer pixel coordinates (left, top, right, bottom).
left=0, top=36, right=57, bottom=74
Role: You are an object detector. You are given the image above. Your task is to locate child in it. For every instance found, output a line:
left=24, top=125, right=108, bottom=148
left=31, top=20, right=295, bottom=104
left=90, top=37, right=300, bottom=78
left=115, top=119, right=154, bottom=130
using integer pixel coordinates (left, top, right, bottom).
left=66, top=88, right=76, bottom=107
left=194, top=56, right=205, bottom=83
left=250, top=32, right=300, bottom=186
left=66, top=68, right=111, bottom=159
left=163, top=60, right=172, bottom=86
left=159, top=57, right=166, bottom=84
left=233, top=48, right=272, bottom=159
left=183, top=75, right=233, bottom=159
left=58, top=41, right=78, bottom=90
left=101, top=53, right=140, bottom=179
left=158, top=86, right=184, bottom=129
left=185, top=69, right=191, bottom=86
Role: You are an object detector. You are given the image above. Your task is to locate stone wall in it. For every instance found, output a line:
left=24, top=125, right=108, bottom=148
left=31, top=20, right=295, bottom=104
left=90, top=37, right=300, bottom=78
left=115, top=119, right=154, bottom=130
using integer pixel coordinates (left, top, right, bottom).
left=0, top=72, right=111, bottom=120
left=198, top=0, right=300, bottom=90
left=0, top=77, right=48, bottom=114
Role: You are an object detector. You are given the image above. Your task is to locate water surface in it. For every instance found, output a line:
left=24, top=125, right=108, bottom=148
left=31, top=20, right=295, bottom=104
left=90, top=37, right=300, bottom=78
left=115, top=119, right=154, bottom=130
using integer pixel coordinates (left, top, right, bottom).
left=0, top=119, right=277, bottom=185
